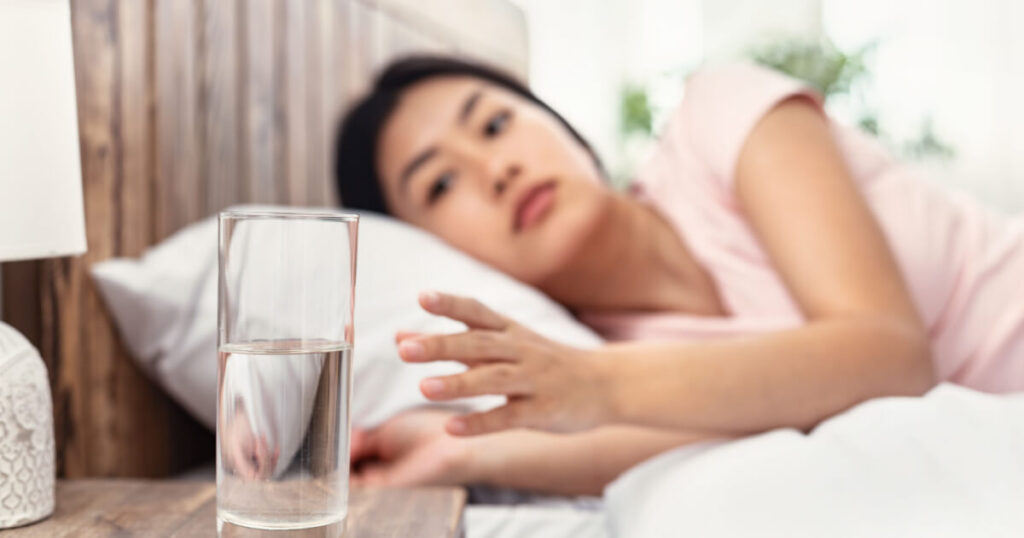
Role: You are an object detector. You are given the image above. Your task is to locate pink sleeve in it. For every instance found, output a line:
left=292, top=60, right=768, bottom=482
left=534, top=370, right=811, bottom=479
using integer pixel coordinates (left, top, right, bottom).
left=679, top=62, right=824, bottom=187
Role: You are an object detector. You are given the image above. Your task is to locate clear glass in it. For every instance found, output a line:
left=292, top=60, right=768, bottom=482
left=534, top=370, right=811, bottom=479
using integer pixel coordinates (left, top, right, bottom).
left=217, top=209, right=358, bottom=536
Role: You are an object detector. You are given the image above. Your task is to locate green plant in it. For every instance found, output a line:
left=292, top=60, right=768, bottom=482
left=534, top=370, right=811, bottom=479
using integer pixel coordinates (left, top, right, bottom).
left=903, top=118, right=955, bottom=159
left=750, top=38, right=871, bottom=99
left=750, top=37, right=954, bottom=159
left=621, top=84, right=654, bottom=137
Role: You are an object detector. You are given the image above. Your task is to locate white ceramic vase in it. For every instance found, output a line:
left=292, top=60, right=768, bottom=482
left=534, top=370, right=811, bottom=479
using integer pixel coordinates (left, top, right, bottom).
left=0, top=322, right=55, bottom=528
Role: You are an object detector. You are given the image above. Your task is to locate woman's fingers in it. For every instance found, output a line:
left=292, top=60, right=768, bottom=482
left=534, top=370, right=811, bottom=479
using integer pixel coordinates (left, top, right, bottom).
left=229, top=437, right=256, bottom=480
left=349, top=428, right=380, bottom=463
left=352, top=457, right=450, bottom=488
left=394, top=331, right=423, bottom=344
left=419, top=291, right=509, bottom=330
left=420, top=364, right=531, bottom=400
left=352, top=462, right=391, bottom=487
left=398, top=292, right=518, bottom=363
left=398, top=330, right=519, bottom=364
left=446, top=403, right=528, bottom=436
left=254, top=436, right=275, bottom=479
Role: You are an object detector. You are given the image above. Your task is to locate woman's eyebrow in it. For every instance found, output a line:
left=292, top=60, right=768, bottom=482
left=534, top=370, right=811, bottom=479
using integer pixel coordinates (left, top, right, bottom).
left=400, top=88, right=484, bottom=192
left=400, top=147, right=438, bottom=192
left=459, top=89, right=483, bottom=124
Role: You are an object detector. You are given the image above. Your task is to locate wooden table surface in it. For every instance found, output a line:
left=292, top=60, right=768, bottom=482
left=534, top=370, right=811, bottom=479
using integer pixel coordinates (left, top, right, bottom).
left=5, top=480, right=466, bottom=537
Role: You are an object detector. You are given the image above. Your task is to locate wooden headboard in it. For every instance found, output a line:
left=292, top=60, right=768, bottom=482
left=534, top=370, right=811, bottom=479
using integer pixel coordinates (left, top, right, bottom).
left=1, top=0, right=527, bottom=478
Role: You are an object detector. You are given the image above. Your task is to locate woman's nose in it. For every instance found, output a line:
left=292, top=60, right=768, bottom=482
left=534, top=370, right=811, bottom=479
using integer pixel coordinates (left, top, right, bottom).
left=492, top=163, right=521, bottom=198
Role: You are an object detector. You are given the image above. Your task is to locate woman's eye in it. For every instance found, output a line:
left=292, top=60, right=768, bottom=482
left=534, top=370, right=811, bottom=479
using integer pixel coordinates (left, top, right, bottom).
left=484, top=110, right=512, bottom=137
left=427, top=171, right=456, bottom=205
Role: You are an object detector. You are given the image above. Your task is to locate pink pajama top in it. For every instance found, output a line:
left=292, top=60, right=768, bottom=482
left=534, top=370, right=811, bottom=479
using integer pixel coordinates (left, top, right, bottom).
left=581, top=63, right=1024, bottom=393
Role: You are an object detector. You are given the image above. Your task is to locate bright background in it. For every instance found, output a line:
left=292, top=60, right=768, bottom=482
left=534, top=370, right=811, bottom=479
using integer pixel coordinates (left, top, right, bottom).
left=511, top=0, right=1024, bottom=213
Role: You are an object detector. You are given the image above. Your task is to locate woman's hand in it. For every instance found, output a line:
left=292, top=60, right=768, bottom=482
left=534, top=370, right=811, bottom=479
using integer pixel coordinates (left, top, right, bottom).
left=220, top=405, right=280, bottom=481
left=350, top=409, right=479, bottom=487
left=396, top=291, right=614, bottom=436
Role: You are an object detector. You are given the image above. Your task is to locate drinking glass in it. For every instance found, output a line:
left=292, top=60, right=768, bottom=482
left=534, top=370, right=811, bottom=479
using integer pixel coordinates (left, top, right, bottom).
left=217, top=209, right=358, bottom=536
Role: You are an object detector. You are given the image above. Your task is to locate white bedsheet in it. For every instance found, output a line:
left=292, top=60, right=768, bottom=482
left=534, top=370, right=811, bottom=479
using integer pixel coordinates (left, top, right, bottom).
left=603, top=384, right=1024, bottom=538
left=467, top=505, right=607, bottom=538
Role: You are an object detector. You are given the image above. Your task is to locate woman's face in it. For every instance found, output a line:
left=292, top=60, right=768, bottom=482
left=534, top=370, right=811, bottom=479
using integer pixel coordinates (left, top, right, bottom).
left=377, top=76, right=611, bottom=285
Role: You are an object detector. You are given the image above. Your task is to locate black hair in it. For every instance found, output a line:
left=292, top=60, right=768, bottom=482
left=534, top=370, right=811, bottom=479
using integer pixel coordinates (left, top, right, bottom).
left=333, top=55, right=601, bottom=213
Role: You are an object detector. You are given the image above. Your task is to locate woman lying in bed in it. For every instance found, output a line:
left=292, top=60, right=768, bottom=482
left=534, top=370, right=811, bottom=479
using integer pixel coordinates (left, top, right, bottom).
left=335, top=56, right=1024, bottom=495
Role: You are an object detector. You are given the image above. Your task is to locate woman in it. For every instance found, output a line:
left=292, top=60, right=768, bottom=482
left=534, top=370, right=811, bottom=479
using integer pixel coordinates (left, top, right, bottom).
left=336, top=57, right=1024, bottom=494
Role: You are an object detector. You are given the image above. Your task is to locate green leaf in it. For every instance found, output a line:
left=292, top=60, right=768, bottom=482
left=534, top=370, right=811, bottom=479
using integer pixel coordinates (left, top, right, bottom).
left=621, top=85, right=653, bottom=137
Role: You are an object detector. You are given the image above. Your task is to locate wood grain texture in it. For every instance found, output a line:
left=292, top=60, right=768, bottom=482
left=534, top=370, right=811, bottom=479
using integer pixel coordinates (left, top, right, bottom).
left=5, top=480, right=466, bottom=538
left=344, top=0, right=378, bottom=102
left=59, top=0, right=213, bottom=479
left=322, top=0, right=353, bottom=205
left=200, top=0, right=243, bottom=215
left=242, top=0, right=278, bottom=203
left=154, top=0, right=203, bottom=239
left=64, top=0, right=131, bottom=477
left=117, top=0, right=154, bottom=257
left=284, top=0, right=310, bottom=205
left=1, top=261, right=42, bottom=351
left=2, top=0, right=527, bottom=478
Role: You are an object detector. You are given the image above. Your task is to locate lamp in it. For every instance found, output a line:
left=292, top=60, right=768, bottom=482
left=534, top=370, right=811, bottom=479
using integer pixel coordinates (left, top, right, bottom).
left=0, top=0, right=86, bottom=528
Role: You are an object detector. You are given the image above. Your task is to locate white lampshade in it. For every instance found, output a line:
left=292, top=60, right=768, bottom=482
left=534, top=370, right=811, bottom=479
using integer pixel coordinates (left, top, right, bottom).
left=0, top=0, right=86, bottom=262
left=0, top=1, right=82, bottom=526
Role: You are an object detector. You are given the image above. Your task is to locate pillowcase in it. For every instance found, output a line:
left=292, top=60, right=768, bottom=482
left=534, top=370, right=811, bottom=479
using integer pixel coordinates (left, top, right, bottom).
left=90, top=206, right=602, bottom=430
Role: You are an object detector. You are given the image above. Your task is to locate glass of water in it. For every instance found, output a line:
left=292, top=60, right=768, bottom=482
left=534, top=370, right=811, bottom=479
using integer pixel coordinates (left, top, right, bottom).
left=217, top=209, right=358, bottom=536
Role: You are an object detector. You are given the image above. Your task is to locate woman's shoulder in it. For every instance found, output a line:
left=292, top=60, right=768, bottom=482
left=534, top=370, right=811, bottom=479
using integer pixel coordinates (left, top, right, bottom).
left=677, top=61, right=822, bottom=122
left=656, top=61, right=823, bottom=185
left=684, top=61, right=787, bottom=91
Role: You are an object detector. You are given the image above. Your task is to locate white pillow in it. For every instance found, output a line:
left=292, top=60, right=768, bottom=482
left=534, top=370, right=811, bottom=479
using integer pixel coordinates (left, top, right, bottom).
left=91, top=206, right=602, bottom=430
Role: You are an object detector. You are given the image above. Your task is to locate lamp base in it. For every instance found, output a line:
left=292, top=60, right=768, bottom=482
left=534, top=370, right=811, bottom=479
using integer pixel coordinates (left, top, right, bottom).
left=0, top=322, right=55, bottom=528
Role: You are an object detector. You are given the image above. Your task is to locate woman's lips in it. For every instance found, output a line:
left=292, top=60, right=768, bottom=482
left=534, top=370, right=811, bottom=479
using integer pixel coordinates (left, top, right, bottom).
left=514, top=181, right=557, bottom=233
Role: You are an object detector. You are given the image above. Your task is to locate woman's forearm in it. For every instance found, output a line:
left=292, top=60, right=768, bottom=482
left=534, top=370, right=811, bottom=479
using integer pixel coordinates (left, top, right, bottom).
left=470, top=425, right=714, bottom=496
left=603, top=317, right=934, bottom=433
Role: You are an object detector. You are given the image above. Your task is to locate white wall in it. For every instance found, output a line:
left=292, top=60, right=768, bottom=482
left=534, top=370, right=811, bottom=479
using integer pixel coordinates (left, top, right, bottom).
left=701, top=0, right=822, bottom=60
left=512, top=0, right=819, bottom=177
left=825, top=0, right=1024, bottom=212
left=510, top=0, right=632, bottom=174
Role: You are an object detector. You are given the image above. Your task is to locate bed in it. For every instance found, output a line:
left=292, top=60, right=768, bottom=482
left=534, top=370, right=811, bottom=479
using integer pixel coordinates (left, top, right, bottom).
left=0, top=0, right=528, bottom=479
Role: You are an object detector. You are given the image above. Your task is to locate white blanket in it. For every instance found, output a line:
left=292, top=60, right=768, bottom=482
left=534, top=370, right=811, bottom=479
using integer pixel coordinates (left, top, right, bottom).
left=603, top=384, right=1024, bottom=538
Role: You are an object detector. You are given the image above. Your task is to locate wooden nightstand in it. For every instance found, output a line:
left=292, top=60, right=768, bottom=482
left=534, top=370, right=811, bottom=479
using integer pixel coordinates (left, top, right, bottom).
left=5, top=480, right=465, bottom=537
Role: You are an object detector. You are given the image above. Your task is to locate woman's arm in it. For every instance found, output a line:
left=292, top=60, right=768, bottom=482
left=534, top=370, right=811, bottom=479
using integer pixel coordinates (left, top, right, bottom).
left=600, top=97, right=935, bottom=432
left=471, top=426, right=714, bottom=495
left=401, top=98, right=933, bottom=435
left=603, top=317, right=930, bottom=433
left=352, top=408, right=714, bottom=495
